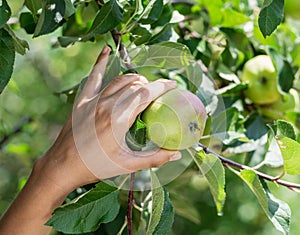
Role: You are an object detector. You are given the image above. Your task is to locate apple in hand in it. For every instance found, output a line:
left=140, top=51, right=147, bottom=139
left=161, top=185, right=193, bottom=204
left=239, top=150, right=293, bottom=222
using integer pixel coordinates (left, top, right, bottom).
left=259, top=89, right=300, bottom=120
left=141, top=89, right=207, bottom=150
left=241, top=55, right=281, bottom=105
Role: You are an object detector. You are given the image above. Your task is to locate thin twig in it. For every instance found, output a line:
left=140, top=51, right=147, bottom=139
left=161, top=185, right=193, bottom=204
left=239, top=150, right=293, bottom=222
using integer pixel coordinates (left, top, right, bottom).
left=0, top=117, right=32, bottom=148
left=197, top=142, right=300, bottom=190
left=127, top=172, right=135, bottom=235
left=110, top=29, right=137, bottom=73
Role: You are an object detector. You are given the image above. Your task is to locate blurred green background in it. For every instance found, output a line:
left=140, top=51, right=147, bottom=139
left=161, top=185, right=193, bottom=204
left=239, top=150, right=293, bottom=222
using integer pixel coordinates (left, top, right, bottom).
left=1, top=1, right=300, bottom=235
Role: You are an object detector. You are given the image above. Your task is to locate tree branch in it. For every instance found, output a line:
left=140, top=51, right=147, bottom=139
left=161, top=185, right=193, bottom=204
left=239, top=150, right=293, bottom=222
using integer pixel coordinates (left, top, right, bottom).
left=197, top=142, right=300, bottom=190
left=0, top=117, right=32, bottom=149
left=127, top=172, right=135, bottom=235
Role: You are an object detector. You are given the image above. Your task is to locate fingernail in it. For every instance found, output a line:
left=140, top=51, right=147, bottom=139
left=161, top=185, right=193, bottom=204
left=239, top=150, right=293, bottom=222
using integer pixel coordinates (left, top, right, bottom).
left=102, top=45, right=111, bottom=55
left=169, top=152, right=182, bottom=162
left=168, top=80, right=178, bottom=87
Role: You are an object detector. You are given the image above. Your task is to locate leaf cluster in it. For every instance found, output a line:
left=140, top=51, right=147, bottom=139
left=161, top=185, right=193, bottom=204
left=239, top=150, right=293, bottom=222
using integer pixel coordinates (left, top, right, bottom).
left=1, top=0, right=300, bottom=234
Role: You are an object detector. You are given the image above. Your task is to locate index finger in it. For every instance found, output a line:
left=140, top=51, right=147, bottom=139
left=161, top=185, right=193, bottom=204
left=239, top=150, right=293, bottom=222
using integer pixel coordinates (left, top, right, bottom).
left=78, top=45, right=111, bottom=101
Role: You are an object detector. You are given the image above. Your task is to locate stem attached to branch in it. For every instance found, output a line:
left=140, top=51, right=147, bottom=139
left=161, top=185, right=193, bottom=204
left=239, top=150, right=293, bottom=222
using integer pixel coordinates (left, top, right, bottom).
left=197, top=142, right=300, bottom=190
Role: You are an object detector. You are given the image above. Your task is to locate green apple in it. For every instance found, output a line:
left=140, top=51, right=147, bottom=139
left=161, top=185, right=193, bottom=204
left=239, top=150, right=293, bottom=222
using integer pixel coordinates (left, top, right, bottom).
left=141, top=89, right=207, bottom=150
left=259, top=89, right=300, bottom=120
left=241, top=55, right=281, bottom=105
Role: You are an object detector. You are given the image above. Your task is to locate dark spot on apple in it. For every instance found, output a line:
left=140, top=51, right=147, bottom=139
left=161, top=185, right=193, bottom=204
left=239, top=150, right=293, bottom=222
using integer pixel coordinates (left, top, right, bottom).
left=260, top=76, right=268, bottom=85
left=189, top=122, right=200, bottom=134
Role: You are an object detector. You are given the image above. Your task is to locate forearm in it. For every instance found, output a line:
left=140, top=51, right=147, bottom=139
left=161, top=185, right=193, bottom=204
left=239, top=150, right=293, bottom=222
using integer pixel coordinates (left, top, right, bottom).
left=0, top=157, right=76, bottom=235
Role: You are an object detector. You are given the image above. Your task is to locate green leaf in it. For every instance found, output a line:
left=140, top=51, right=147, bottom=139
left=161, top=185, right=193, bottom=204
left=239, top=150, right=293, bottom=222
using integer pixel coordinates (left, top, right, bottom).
left=140, top=0, right=163, bottom=24
left=33, top=0, right=66, bottom=37
left=0, top=0, right=11, bottom=28
left=276, top=136, right=300, bottom=175
left=147, top=23, right=173, bottom=45
left=146, top=170, right=174, bottom=235
left=258, top=0, right=284, bottom=38
left=64, top=0, right=75, bottom=18
left=268, top=48, right=295, bottom=93
left=221, top=8, right=250, bottom=27
left=57, top=36, right=80, bottom=47
left=88, top=0, right=123, bottom=36
left=239, top=169, right=268, bottom=210
left=101, top=52, right=121, bottom=89
left=276, top=120, right=296, bottom=140
left=132, top=42, right=193, bottom=69
left=131, top=25, right=152, bottom=46
left=271, top=120, right=300, bottom=174
left=5, top=26, right=29, bottom=55
left=262, top=180, right=291, bottom=235
left=126, top=115, right=147, bottom=151
left=184, top=61, right=203, bottom=94
left=238, top=170, right=290, bottom=235
left=193, top=151, right=226, bottom=215
left=20, top=12, right=36, bottom=34
left=46, top=182, right=120, bottom=234
left=25, top=0, right=42, bottom=15
left=0, top=28, right=15, bottom=93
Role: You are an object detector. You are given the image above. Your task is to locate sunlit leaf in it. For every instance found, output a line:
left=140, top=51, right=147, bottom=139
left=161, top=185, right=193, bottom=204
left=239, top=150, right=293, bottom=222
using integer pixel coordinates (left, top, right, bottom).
left=146, top=170, right=174, bottom=235
left=194, top=151, right=226, bottom=215
left=46, top=182, right=120, bottom=233
left=276, top=136, right=300, bottom=175
left=132, top=42, right=193, bottom=69
left=221, top=8, right=250, bottom=27
left=238, top=170, right=290, bottom=235
left=262, top=180, right=291, bottom=235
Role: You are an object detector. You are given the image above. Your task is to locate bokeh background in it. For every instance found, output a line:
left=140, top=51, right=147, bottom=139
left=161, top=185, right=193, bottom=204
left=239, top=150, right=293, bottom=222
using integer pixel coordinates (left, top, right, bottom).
left=1, top=0, right=300, bottom=234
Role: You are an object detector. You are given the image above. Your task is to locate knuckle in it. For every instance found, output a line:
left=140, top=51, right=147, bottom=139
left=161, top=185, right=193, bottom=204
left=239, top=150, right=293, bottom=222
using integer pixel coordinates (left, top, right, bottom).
left=135, top=86, right=150, bottom=97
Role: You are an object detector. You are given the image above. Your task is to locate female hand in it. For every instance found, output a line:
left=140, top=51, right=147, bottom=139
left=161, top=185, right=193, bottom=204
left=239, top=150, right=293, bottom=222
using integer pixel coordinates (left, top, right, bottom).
left=38, top=45, right=181, bottom=190
left=0, top=46, right=181, bottom=235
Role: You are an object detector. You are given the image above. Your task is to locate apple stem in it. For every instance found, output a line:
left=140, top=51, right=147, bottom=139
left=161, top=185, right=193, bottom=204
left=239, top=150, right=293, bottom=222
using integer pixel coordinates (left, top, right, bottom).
left=197, top=142, right=300, bottom=190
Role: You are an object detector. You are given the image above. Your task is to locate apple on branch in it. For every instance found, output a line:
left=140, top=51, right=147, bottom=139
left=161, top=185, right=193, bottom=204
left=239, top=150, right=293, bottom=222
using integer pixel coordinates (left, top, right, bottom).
left=141, top=89, right=207, bottom=150
left=241, top=55, right=281, bottom=105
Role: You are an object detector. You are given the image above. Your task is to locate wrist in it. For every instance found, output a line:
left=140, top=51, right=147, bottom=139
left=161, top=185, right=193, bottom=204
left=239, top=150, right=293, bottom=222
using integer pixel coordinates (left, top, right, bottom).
left=36, top=145, right=99, bottom=194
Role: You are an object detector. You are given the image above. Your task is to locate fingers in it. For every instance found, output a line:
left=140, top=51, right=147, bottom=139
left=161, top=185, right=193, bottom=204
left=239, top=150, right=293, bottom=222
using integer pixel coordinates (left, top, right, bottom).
left=126, top=150, right=182, bottom=171
left=101, top=74, right=148, bottom=98
left=78, top=45, right=111, bottom=101
left=122, top=79, right=177, bottom=125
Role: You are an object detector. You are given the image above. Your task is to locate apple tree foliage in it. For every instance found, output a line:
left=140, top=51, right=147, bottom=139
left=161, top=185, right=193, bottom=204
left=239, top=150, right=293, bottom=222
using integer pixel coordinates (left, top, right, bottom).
left=1, top=0, right=300, bottom=234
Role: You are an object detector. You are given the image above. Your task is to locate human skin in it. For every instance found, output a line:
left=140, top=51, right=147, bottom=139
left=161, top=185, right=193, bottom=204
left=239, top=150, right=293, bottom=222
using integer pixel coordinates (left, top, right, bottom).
left=0, top=46, right=181, bottom=235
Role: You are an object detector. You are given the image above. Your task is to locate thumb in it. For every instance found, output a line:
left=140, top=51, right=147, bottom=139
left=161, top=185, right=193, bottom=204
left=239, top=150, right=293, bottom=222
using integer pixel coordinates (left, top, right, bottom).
left=130, top=150, right=182, bottom=171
